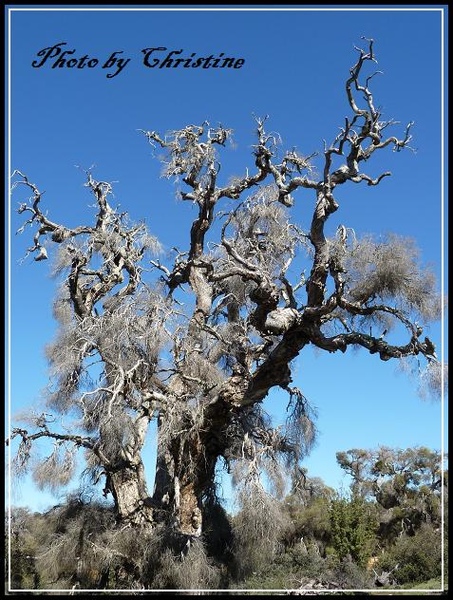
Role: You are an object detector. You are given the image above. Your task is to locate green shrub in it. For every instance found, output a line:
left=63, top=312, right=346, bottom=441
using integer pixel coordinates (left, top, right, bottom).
left=378, top=524, right=442, bottom=585
left=329, top=495, right=378, bottom=568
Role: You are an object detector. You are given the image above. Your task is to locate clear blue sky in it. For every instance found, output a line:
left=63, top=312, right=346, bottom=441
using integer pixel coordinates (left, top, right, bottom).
left=6, top=5, right=448, bottom=512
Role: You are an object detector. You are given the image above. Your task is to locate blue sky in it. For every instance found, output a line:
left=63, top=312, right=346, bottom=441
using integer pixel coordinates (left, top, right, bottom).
left=6, top=5, right=448, bottom=513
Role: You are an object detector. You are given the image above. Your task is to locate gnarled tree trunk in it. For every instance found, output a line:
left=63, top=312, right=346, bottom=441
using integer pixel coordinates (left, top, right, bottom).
left=105, top=459, right=154, bottom=526
left=152, top=411, right=224, bottom=537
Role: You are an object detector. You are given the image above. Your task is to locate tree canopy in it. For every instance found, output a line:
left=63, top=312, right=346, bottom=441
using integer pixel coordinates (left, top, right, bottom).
left=8, top=38, right=445, bottom=590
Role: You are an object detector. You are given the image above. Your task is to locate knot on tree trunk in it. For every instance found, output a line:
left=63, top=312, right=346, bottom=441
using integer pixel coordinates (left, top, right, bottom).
left=264, top=307, right=300, bottom=334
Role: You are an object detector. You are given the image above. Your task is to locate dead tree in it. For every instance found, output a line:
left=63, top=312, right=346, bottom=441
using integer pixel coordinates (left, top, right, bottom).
left=10, top=39, right=443, bottom=549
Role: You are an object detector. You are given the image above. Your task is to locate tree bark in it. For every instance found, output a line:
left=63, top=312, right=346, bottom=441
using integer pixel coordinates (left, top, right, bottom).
left=153, top=438, right=217, bottom=537
left=105, top=459, right=154, bottom=526
left=152, top=405, right=228, bottom=537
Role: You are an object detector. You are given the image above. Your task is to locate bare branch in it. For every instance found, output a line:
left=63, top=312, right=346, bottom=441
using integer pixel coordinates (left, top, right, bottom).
left=10, top=40, right=442, bottom=540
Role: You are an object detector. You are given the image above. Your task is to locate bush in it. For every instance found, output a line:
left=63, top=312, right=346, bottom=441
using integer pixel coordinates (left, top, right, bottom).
left=231, top=486, right=290, bottom=580
left=378, top=524, right=442, bottom=585
left=329, top=495, right=378, bottom=568
left=152, top=538, right=222, bottom=590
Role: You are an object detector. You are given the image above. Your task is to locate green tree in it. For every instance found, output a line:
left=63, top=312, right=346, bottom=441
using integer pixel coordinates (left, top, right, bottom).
left=283, top=470, right=334, bottom=553
left=329, top=494, right=378, bottom=568
left=336, top=446, right=446, bottom=544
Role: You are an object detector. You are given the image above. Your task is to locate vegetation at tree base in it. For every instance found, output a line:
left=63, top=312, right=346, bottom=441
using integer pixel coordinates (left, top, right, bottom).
left=7, top=39, right=447, bottom=593
left=6, top=445, right=447, bottom=593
